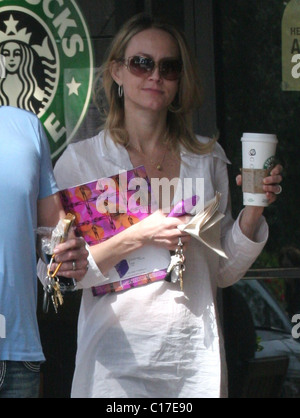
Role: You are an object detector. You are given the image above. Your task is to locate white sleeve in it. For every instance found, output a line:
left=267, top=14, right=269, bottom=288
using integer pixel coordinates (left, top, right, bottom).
left=77, top=244, right=113, bottom=289
left=218, top=209, right=268, bottom=288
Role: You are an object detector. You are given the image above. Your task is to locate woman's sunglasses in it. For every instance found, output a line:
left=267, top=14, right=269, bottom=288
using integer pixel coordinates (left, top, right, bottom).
left=122, top=55, right=183, bottom=81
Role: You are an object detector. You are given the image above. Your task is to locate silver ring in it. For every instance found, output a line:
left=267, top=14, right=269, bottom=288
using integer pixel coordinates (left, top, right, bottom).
left=72, top=261, right=77, bottom=271
left=275, top=185, right=282, bottom=195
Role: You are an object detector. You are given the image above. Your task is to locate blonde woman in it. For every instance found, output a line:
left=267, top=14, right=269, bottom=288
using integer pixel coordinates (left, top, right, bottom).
left=42, top=13, right=282, bottom=398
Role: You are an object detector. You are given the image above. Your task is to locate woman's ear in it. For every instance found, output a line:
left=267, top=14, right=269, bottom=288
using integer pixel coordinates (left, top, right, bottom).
left=110, top=60, right=123, bottom=85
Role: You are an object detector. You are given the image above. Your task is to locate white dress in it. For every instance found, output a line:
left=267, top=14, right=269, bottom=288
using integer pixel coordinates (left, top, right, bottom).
left=39, top=131, right=268, bottom=398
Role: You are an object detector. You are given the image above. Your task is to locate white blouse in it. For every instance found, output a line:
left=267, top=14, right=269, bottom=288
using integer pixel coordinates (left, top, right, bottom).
left=38, top=131, right=268, bottom=398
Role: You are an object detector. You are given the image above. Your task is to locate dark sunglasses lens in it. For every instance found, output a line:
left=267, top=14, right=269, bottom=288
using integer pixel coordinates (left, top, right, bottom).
left=160, top=60, right=182, bottom=80
left=128, top=56, right=154, bottom=76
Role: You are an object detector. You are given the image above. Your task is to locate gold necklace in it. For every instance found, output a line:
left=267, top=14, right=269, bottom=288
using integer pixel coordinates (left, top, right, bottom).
left=130, top=143, right=167, bottom=171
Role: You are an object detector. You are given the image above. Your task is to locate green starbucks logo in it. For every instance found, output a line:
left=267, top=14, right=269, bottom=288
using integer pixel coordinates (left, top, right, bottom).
left=264, top=156, right=276, bottom=171
left=0, top=0, right=94, bottom=159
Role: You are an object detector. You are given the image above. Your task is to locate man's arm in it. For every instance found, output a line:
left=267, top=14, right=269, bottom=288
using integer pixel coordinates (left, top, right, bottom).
left=37, top=193, right=89, bottom=282
left=37, top=192, right=66, bottom=228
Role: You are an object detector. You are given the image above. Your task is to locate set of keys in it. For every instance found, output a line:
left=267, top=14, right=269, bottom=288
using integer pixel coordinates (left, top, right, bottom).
left=41, top=213, right=76, bottom=314
left=165, top=238, right=186, bottom=291
left=43, top=255, right=64, bottom=314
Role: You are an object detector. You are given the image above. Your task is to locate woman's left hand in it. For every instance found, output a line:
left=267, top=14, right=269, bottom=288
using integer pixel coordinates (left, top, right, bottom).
left=236, top=164, right=283, bottom=240
left=261, top=164, right=283, bottom=204
left=49, top=237, right=89, bottom=282
left=236, top=164, right=283, bottom=205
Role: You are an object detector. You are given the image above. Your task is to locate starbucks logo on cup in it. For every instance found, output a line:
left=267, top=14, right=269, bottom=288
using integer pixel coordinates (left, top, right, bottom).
left=264, top=156, right=276, bottom=170
left=0, top=0, right=94, bottom=159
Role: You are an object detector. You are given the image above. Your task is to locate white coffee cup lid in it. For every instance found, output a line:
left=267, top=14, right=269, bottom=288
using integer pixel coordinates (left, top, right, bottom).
left=241, top=133, right=278, bottom=143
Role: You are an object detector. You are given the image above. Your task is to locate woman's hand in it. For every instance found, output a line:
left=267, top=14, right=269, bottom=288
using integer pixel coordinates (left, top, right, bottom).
left=236, top=164, right=283, bottom=240
left=49, top=237, right=89, bottom=282
left=134, top=210, right=191, bottom=252
left=236, top=164, right=283, bottom=206
left=261, top=164, right=283, bottom=204
left=88, top=210, right=191, bottom=276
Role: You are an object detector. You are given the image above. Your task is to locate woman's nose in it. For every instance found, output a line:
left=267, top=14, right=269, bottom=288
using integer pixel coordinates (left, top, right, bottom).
left=149, top=65, right=162, bottom=81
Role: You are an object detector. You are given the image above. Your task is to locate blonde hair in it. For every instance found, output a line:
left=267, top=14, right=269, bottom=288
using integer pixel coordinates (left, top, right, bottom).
left=94, top=13, right=216, bottom=154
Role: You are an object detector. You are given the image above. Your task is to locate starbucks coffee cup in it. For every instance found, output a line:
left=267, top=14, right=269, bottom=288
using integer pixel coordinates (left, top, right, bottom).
left=241, top=133, right=278, bottom=207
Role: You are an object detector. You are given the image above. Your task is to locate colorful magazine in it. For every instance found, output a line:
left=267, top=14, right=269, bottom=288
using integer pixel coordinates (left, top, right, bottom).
left=59, top=166, right=170, bottom=295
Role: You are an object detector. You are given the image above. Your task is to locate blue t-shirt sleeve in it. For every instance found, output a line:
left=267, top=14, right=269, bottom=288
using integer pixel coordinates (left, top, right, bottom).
left=37, top=121, right=59, bottom=199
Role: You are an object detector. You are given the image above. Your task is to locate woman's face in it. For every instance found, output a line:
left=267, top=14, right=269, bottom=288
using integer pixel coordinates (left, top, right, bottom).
left=1, top=42, right=21, bottom=74
left=117, top=28, right=181, bottom=114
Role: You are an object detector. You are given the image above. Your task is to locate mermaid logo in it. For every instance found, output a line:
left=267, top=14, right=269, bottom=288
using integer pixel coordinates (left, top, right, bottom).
left=0, top=1, right=94, bottom=160
left=0, top=14, right=57, bottom=115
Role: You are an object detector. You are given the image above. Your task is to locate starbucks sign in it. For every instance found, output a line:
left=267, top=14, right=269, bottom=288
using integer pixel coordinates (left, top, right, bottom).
left=0, top=0, right=94, bottom=159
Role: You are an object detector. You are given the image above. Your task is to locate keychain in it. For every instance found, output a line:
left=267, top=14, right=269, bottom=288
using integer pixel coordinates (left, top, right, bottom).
left=165, top=238, right=185, bottom=291
left=41, top=213, right=75, bottom=314
left=43, top=253, right=64, bottom=314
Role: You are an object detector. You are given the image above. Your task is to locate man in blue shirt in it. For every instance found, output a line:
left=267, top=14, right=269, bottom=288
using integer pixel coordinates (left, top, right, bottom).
left=0, top=106, right=89, bottom=398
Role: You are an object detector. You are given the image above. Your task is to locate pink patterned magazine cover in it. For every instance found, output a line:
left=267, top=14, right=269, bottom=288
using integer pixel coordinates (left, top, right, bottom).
left=59, top=166, right=170, bottom=295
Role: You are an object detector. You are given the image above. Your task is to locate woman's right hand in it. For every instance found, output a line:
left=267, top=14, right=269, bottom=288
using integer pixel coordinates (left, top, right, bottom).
left=89, top=210, right=191, bottom=276
left=132, top=210, right=191, bottom=251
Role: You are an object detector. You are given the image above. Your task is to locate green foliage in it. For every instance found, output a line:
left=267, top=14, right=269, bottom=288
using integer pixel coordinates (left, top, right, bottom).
left=252, top=250, right=280, bottom=269
left=256, top=336, right=264, bottom=353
